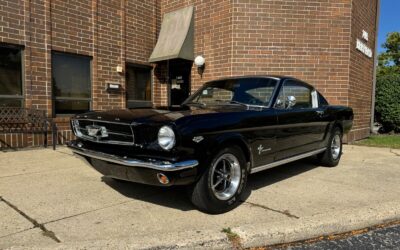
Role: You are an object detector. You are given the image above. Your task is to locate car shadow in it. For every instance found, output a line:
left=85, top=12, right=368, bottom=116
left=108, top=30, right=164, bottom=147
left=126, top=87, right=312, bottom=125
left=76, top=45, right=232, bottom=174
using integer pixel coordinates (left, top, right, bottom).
left=101, top=157, right=320, bottom=212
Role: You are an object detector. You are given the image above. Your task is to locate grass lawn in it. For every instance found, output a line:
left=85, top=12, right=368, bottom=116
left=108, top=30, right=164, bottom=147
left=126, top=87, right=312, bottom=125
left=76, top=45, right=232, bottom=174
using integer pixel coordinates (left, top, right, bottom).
left=355, top=135, right=400, bottom=149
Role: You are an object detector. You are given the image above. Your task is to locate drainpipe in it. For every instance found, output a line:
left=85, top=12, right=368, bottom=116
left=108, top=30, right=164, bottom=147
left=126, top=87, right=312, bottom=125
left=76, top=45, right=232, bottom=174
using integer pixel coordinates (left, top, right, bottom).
left=371, top=0, right=381, bottom=134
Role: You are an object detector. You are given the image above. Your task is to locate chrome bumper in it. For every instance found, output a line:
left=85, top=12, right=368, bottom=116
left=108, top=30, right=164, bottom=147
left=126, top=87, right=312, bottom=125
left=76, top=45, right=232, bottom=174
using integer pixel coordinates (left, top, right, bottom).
left=67, top=141, right=199, bottom=172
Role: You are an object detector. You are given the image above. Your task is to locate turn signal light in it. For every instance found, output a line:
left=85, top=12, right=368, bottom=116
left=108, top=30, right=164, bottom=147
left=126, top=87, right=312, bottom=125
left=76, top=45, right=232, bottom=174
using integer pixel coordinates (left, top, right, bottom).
left=157, top=173, right=170, bottom=185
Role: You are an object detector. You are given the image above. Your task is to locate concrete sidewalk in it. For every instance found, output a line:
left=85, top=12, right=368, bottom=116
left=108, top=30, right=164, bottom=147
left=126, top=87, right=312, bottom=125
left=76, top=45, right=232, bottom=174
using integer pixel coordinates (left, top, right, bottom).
left=0, top=145, right=399, bottom=249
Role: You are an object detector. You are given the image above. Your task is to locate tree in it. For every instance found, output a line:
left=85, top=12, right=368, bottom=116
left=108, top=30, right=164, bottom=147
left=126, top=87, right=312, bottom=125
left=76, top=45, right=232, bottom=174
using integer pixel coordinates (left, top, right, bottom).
left=375, top=32, right=400, bottom=132
left=375, top=75, right=400, bottom=132
left=377, top=32, right=400, bottom=75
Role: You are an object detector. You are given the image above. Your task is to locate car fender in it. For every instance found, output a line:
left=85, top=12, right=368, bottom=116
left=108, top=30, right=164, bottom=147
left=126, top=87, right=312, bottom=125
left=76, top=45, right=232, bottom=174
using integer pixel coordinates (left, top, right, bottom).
left=200, top=132, right=253, bottom=172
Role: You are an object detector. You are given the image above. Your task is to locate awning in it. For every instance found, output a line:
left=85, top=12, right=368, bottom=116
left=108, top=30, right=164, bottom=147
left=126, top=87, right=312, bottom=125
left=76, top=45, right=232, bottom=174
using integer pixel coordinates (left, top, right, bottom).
left=149, top=5, right=194, bottom=63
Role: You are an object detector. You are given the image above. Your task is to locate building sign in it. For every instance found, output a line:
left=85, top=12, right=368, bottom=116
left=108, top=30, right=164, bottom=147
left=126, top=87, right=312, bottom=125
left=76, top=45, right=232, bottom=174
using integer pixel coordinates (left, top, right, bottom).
left=362, top=30, right=369, bottom=41
left=356, top=30, right=372, bottom=58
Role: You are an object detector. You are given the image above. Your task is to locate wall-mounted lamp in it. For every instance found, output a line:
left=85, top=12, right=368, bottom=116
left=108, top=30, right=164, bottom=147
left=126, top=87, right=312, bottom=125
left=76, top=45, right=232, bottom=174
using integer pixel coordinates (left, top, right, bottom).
left=194, top=55, right=205, bottom=77
left=116, top=65, right=123, bottom=73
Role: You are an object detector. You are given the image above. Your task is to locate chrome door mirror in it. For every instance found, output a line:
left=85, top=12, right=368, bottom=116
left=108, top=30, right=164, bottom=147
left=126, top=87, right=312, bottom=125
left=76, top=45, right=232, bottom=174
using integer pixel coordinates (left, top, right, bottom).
left=286, top=96, right=296, bottom=109
left=275, top=99, right=284, bottom=109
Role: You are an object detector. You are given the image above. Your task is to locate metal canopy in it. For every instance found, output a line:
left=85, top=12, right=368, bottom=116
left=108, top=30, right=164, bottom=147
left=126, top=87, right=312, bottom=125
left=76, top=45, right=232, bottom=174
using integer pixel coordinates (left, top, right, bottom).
left=149, top=5, right=194, bottom=63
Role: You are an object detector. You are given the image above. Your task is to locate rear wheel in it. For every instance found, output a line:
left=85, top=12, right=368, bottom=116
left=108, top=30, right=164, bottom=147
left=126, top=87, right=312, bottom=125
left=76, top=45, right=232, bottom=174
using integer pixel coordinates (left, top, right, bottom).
left=317, top=127, right=343, bottom=167
left=189, top=146, right=248, bottom=214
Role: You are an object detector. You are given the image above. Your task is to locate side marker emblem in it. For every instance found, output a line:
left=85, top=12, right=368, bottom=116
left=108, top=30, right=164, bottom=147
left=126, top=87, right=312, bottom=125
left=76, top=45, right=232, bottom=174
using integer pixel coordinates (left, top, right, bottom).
left=193, top=136, right=204, bottom=143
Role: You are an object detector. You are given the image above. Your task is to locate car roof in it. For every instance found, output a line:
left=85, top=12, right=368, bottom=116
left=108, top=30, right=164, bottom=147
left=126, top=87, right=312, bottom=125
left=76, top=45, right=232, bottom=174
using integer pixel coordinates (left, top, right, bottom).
left=208, top=75, right=305, bottom=83
left=206, top=75, right=315, bottom=90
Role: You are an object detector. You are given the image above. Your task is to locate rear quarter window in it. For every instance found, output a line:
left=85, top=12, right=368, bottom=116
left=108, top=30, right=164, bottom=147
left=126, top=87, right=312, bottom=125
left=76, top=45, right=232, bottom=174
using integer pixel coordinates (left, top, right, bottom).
left=318, top=92, right=329, bottom=106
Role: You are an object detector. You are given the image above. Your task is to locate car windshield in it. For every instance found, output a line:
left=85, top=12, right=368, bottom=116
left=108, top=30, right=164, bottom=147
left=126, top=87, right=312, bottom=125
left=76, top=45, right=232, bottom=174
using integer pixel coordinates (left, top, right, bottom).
left=184, top=77, right=278, bottom=107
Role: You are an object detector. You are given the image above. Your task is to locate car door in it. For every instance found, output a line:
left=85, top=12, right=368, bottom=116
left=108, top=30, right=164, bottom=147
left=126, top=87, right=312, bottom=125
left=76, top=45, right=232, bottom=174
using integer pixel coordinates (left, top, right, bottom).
left=274, top=80, right=327, bottom=161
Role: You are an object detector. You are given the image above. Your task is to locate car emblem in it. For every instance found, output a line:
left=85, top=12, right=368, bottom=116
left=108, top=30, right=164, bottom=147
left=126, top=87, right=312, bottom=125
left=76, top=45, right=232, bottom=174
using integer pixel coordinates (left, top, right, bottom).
left=257, top=144, right=271, bottom=155
left=193, top=136, right=204, bottom=143
left=86, top=125, right=108, bottom=138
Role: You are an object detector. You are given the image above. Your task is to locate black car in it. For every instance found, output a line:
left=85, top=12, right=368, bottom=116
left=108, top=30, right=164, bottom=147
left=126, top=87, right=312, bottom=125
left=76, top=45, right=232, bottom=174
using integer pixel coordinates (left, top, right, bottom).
left=68, top=76, right=353, bottom=213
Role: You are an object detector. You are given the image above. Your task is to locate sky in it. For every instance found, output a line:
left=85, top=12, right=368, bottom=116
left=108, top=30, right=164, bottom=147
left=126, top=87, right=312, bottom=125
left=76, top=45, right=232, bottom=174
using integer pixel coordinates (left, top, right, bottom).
left=378, top=0, right=400, bottom=52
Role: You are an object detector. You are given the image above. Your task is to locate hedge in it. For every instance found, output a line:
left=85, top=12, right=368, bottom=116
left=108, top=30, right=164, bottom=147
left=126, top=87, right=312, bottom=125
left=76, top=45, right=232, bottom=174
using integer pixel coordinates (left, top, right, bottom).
left=375, top=74, right=400, bottom=132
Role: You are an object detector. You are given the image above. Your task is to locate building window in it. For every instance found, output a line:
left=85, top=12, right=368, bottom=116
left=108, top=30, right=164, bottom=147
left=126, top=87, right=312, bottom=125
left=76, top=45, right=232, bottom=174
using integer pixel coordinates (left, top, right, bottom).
left=0, top=45, right=23, bottom=107
left=52, top=52, right=91, bottom=115
left=126, top=64, right=152, bottom=108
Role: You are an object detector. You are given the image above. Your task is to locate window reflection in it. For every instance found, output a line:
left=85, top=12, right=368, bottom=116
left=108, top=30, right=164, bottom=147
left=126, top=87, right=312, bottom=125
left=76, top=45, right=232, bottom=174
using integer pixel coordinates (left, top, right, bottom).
left=0, top=45, right=23, bottom=107
left=52, top=52, right=91, bottom=114
left=126, top=64, right=152, bottom=108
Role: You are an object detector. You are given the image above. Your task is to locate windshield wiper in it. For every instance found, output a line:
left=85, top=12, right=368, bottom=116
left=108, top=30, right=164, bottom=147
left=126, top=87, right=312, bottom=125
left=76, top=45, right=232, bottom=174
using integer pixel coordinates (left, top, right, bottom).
left=228, top=101, right=249, bottom=107
left=183, top=102, right=206, bottom=108
left=227, top=101, right=266, bottom=110
left=214, top=99, right=247, bottom=106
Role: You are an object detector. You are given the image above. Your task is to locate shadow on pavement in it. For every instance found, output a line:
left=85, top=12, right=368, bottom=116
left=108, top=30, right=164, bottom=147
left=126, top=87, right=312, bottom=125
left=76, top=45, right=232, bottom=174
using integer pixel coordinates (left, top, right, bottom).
left=101, top=157, right=320, bottom=212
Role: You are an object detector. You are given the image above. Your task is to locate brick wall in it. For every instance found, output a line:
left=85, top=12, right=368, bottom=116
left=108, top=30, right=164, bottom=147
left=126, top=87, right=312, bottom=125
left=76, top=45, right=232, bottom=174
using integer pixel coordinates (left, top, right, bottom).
left=159, top=0, right=234, bottom=93
left=347, top=0, right=378, bottom=141
left=231, top=0, right=352, bottom=106
left=0, top=0, right=157, bottom=149
left=0, top=0, right=378, bottom=149
left=159, top=0, right=376, bottom=141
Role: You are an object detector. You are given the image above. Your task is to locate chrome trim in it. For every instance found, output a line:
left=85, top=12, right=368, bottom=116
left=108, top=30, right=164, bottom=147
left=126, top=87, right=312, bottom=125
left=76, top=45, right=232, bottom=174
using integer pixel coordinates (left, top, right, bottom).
left=250, top=148, right=326, bottom=174
left=74, top=118, right=135, bottom=126
left=72, top=118, right=135, bottom=146
left=74, top=135, right=136, bottom=146
left=67, top=141, right=199, bottom=171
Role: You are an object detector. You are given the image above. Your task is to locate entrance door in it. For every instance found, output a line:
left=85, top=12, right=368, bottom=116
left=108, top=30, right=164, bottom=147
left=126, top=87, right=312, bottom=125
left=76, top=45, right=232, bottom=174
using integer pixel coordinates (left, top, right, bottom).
left=169, top=59, right=192, bottom=107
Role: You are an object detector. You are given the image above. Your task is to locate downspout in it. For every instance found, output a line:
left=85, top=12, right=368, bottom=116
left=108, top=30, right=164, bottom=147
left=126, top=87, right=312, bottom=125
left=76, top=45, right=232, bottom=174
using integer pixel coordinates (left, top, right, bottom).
left=371, top=0, right=381, bottom=134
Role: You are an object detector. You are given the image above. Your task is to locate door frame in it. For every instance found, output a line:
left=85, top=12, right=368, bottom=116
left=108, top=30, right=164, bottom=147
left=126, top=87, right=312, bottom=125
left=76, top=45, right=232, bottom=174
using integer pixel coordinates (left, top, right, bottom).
left=167, top=59, right=193, bottom=107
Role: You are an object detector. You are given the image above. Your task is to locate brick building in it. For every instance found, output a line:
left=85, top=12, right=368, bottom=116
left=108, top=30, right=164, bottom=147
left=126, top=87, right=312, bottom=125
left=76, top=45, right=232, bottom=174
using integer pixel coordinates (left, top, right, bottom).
left=0, top=0, right=379, bottom=148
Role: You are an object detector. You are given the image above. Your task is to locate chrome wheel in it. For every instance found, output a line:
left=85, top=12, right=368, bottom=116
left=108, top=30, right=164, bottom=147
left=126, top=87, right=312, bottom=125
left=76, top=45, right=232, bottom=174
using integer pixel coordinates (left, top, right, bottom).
left=331, top=134, right=341, bottom=160
left=210, top=153, right=241, bottom=201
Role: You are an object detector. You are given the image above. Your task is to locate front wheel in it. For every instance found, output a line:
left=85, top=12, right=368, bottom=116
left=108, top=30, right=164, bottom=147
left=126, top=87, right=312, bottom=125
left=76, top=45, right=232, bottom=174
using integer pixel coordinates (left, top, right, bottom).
left=189, top=146, right=248, bottom=214
left=317, top=127, right=343, bottom=167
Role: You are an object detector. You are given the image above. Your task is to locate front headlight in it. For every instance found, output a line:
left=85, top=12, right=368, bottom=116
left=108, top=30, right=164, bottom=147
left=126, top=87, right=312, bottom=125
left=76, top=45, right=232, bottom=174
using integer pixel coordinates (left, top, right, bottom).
left=158, top=126, right=176, bottom=150
left=71, top=119, right=83, bottom=137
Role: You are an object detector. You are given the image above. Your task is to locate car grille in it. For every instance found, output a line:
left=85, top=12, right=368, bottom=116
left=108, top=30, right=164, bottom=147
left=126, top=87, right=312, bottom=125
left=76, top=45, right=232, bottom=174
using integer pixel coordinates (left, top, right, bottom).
left=71, top=119, right=135, bottom=145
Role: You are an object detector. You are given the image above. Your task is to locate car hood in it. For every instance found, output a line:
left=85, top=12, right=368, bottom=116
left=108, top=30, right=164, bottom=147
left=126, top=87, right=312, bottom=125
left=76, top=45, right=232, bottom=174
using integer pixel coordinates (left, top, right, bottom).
left=74, top=106, right=248, bottom=124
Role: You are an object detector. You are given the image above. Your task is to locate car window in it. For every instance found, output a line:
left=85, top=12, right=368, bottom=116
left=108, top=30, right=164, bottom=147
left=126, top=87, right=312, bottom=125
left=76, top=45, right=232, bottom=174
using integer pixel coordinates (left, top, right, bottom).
left=245, top=87, right=274, bottom=104
left=197, top=87, right=233, bottom=105
left=187, top=78, right=278, bottom=107
left=275, top=80, right=314, bottom=109
left=318, top=91, right=329, bottom=106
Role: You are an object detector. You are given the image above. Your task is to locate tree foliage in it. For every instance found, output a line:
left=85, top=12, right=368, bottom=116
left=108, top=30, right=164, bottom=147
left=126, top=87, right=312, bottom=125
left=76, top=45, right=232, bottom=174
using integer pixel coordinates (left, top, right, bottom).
left=375, top=32, right=400, bottom=132
left=375, top=74, right=400, bottom=132
left=377, top=32, right=400, bottom=76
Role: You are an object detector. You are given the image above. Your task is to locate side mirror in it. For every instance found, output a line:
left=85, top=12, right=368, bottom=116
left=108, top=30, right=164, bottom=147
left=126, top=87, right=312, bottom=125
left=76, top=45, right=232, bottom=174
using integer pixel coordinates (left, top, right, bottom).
left=275, top=99, right=284, bottom=109
left=286, top=96, right=296, bottom=109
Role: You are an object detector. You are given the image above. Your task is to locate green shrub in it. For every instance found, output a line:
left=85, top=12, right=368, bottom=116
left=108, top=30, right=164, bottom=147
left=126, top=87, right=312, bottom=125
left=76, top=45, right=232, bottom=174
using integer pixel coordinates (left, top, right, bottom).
left=375, top=74, right=400, bottom=132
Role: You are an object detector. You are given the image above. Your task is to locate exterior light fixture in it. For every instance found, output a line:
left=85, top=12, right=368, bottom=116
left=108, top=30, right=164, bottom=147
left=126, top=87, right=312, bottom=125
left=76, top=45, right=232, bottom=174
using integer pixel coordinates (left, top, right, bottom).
left=194, top=55, right=205, bottom=77
left=116, top=65, right=123, bottom=73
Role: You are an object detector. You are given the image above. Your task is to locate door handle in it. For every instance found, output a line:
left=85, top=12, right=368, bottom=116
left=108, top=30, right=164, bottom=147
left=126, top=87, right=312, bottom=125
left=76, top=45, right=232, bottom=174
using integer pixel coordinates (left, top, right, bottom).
left=316, top=110, right=324, bottom=117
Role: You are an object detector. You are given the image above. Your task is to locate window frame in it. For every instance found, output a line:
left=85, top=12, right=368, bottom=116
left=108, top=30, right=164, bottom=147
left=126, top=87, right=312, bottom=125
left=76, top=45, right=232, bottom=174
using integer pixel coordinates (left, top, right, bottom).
left=0, top=43, right=24, bottom=107
left=184, top=77, right=280, bottom=109
left=274, top=79, right=319, bottom=110
left=125, top=62, right=153, bottom=108
left=51, top=51, right=92, bottom=117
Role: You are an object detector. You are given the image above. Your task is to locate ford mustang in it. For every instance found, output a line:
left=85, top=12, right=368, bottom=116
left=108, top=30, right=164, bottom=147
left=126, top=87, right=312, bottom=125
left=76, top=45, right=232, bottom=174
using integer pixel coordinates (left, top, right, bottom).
left=68, top=76, right=353, bottom=214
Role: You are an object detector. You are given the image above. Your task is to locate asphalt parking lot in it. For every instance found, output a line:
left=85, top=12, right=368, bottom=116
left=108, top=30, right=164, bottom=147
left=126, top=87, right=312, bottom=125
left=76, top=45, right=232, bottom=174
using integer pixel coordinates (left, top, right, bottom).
left=0, top=145, right=400, bottom=249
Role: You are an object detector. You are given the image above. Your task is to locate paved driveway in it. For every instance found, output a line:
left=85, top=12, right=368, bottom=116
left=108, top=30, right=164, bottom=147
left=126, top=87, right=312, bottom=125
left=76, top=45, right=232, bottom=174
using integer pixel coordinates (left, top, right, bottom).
left=0, top=145, right=399, bottom=249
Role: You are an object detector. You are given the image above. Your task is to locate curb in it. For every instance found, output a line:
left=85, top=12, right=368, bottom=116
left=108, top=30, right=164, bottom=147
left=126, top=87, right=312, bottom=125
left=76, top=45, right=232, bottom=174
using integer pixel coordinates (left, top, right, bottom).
left=234, top=201, right=400, bottom=248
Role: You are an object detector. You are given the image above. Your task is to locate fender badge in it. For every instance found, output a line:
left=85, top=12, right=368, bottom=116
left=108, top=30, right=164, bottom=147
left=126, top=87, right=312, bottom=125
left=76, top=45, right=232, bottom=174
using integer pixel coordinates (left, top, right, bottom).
left=257, top=144, right=271, bottom=155
left=193, top=136, right=204, bottom=143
